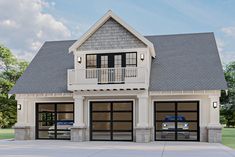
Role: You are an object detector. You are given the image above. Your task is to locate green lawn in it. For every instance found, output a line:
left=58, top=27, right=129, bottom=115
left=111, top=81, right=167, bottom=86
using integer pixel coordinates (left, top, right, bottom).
left=222, top=127, right=235, bottom=149
left=0, top=128, right=14, bottom=139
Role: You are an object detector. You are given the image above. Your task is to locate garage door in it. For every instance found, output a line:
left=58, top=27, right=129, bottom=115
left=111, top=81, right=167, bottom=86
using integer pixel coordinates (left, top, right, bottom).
left=90, top=101, right=133, bottom=141
left=36, top=103, right=74, bottom=140
left=154, top=101, right=199, bottom=141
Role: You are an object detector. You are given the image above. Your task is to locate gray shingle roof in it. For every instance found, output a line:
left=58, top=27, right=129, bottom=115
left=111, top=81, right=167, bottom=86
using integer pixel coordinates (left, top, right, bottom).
left=146, top=33, right=227, bottom=91
left=9, top=40, right=75, bottom=94
left=9, top=33, right=227, bottom=94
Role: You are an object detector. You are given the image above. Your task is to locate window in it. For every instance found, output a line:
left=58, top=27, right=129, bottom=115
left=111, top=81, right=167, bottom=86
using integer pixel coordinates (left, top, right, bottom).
left=125, top=52, right=137, bottom=77
left=86, top=54, right=97, bottom=78
left=126, top=52, right=137, bottom=67
left=86, top=54, right=97, bottom=68
left=85, top=53, right=137, bottom=80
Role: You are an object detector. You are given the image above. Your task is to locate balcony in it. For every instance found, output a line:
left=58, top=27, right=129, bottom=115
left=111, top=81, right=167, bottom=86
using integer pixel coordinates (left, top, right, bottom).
left=68, top=67, right=147, bottom=91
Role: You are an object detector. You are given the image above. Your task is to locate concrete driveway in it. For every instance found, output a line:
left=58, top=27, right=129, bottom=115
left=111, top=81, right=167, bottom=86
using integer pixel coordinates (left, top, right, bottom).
left=0, top=140, right=235, bottom=157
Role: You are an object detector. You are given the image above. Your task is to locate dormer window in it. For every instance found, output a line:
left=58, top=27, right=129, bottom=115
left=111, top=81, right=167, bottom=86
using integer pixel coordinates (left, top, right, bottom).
left=126, top=52, right=137, bottom=77
left=86, top=54, right=97, bottom=68
left=85, top=52, right=138, bottom=83
left=86, top=54, right=97, bottom=78
left=86, top=52, right=137, bottom=69
left=126, top=52, right=137, bottom=67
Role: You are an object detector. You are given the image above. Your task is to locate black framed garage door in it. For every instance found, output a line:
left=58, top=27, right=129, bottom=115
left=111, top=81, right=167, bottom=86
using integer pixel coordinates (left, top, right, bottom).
left=36, top=103, right=74, bottom=140
left=90, top=101, right=133, bottom=141
left=154, top=101, right=199, bottom=141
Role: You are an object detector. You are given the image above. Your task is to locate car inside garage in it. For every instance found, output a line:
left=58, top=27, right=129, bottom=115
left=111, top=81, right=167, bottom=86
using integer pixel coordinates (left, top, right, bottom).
left=36, top=103, right=74, bottom=140
left=154, top=101, right=199, bottom=141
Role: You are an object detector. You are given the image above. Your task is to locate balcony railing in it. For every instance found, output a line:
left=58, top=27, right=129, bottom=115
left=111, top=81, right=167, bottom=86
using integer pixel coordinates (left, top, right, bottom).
left=68, top=67, right=147, bottom=90
left=86, top=67, right=138, bottom=84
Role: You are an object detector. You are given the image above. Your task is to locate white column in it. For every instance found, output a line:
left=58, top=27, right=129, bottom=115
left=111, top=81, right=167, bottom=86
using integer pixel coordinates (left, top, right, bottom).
left=208, top=95, right=221, bottom=127
left=73, top=95, right=85, bottom=127
left=15, top=99, right=28, bottom=126
left=24, top=99, right=28, bottom=125
left=207, top=94, right=222, bottom=143
left=137, top=95, right=149, bottom=128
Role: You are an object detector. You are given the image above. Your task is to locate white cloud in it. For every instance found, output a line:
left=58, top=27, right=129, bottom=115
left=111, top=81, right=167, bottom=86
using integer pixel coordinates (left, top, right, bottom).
left=216, top=38, right=224, bottom=52
left=222, top=26, right=235, bottom=37
left=216, top=38, right=235, bottom=64
left=31, top=41, right=42, bottom=51
left=0, top=0, right=71, bottom=61
left=0, top=19, right=18, bottom=28
left=219, top=51, right=235, bottom=65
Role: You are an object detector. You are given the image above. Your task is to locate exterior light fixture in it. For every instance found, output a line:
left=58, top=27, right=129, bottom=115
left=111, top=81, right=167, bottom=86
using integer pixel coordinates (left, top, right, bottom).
left=225, top=90, right=228, bottom=96
left=17, top=104, right=22, bottom=110
left=77, top=56, right=82, bottom=64
left=140, top=53, right=144, bottom=61
left=213, top=102, right=218, bottom=109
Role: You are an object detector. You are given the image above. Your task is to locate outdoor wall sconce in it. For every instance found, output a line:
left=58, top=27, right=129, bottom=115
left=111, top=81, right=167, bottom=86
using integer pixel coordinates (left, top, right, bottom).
left=17, top=104, right=22, bottom=110
left=140, top=53, right=144, bottom=61
left=213, top=102, right=218, bottom=109
left=77, top=56, right=82, bottom=64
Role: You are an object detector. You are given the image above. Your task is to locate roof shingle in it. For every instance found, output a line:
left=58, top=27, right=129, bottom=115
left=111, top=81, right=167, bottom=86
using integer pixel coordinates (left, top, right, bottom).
left=9, top=33, right=227, bottom=94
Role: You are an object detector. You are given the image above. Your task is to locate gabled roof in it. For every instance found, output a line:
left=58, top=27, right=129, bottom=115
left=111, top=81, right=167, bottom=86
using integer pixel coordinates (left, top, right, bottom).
left=9, top=33, right=227, bottom=94
left=69, top=10, right=156, bottom=57
left=146, top=33, right=227, bottom=91
left=9, top=40, right=75, bottom=94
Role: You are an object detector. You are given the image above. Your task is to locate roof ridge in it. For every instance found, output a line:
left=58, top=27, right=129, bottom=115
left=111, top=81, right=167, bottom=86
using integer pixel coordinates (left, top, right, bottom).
left=145, top=32, right=213, bottom=37
left=45, top=39, right=77, bottom=43
left=42, top=32, right=214, bottom=43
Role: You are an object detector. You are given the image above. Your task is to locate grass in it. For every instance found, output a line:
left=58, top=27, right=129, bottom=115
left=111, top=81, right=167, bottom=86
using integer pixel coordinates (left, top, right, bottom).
left=0, top=128, right=14, bottom=139
left=222, top=127, right=235, bottom=149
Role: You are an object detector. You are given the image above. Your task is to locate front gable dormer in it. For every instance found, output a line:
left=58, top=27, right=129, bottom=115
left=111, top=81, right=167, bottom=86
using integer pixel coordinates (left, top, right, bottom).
left=69, top=10, right=155, bottom=57
left=77, top=17, right=146, bottom=51
left=68, top=10, right=155, bottom=91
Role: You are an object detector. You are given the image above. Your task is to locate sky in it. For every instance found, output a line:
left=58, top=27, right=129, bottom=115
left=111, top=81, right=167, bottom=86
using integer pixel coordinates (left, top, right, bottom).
left=0, top=0, right=235, bottom=65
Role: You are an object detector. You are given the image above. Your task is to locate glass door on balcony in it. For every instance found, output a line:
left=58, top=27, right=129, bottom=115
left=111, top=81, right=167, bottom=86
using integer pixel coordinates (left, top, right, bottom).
left=97, top=54, right=125, bottom=84
left=99, top=55, right=109, bottom=83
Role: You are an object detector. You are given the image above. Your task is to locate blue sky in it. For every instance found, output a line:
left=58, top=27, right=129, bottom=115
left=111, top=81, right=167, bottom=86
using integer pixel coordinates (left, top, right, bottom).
left=0, top=0, right=235, bottom=64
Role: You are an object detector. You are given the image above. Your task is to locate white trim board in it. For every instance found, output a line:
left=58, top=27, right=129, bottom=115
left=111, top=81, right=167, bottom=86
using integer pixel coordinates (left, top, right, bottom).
left=149, top=90, right=221, bottom=96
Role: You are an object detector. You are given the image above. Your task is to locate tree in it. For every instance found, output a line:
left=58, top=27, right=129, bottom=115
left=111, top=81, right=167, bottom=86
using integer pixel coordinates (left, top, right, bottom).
left=0, top=45, right=28, bottom=128
left=220, top=61, right=235, bottom=127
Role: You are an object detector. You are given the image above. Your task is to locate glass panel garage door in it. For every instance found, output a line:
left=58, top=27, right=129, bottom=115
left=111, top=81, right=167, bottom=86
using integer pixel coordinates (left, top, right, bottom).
left=154, top=101, right=199, bottom=141
left=90, top=101, right=133, bottom=141
left=36, top=103, right=74, bottom=140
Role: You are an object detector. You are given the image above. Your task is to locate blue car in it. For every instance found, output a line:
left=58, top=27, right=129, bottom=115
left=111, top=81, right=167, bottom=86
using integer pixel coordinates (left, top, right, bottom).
left=48, top=120, right=74, bottom=138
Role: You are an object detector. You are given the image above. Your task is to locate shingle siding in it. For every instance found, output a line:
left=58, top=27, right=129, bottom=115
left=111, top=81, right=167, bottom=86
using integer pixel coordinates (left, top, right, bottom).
left=77, top=18, right=146, bottom=51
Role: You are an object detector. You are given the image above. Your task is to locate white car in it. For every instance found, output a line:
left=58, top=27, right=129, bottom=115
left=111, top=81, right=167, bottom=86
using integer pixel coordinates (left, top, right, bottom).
left=48, top=120, right=73, bottom=139
left=161, top=116, right=190, bottom=139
